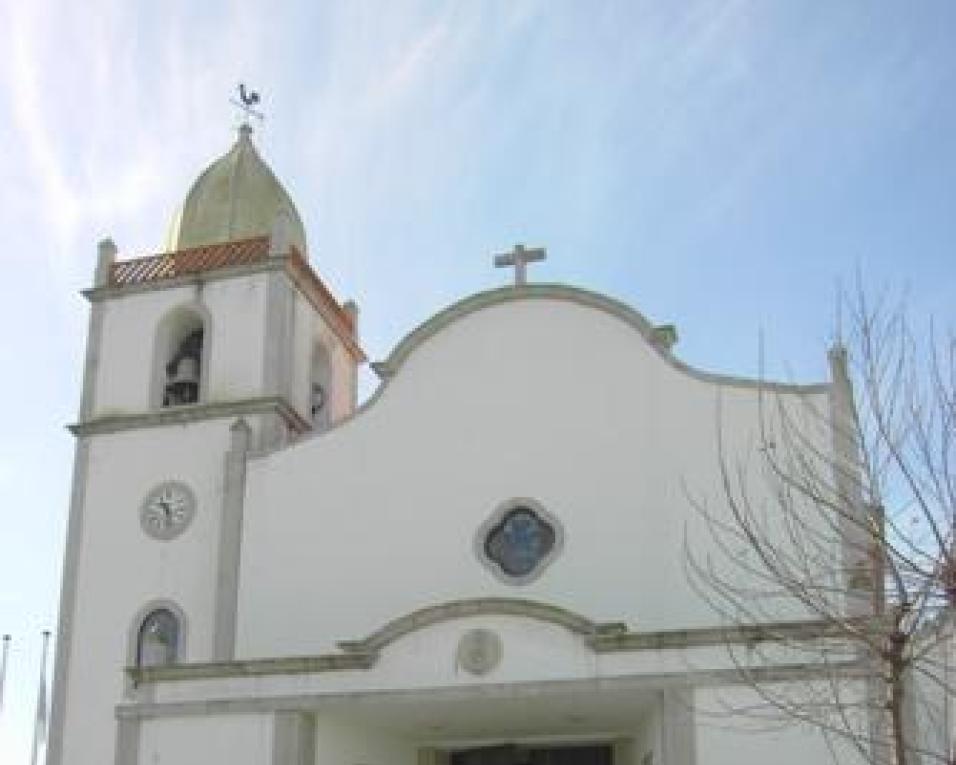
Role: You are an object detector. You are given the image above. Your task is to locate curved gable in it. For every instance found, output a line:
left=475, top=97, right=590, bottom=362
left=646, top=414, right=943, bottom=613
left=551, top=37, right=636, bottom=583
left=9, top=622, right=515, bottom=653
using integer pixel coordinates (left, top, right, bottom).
left=373, top=284, right=828, bottom=393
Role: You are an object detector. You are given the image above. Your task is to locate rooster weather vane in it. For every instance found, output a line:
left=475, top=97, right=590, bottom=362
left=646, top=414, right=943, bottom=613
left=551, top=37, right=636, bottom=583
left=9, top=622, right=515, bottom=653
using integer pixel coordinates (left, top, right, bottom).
left=231, top=83, right=264, bottom=123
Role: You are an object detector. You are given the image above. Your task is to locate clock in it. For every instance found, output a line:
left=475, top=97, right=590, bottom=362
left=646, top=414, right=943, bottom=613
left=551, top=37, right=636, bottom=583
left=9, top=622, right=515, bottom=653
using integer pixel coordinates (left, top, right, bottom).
left=140, top=481, right=196, bottom=540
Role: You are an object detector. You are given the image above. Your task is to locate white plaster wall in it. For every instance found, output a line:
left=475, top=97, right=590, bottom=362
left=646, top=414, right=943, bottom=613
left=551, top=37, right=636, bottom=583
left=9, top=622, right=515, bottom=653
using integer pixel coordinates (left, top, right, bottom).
left=91, top=273, right=270, bottom=416
left=373, top=616, right=594, bottom=687
left=313, top=715, right=418, bottom=765
left=693, top=684, right=866, bottom=765
left=58, top=422, right=232, bottom=765
left=139, top=714, right=273, bottom=764
left=290, top=291, right=314, bottom=419
left=209, top=275, right=270, bottom=402
left=237, top=297, right=832, bottom=658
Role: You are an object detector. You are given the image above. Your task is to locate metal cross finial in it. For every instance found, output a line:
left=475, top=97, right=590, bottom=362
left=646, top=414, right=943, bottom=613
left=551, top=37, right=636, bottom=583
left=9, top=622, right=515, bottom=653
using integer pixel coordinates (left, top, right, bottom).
left=230, top=83, right=264, bottom=124
left=493, top=243, right=547, bottom=286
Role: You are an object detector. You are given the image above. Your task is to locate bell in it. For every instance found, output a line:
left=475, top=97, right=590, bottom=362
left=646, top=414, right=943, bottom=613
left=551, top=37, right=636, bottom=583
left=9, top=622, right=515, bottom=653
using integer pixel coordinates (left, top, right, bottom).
left=173, top=356, right=199, bottom=385
left=163, top=356, right=200, bottom=406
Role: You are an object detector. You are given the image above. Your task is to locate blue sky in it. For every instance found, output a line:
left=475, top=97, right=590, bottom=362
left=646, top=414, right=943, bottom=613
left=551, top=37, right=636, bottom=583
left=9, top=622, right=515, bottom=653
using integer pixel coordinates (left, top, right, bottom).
left=1, top=1, right=954, bottom=759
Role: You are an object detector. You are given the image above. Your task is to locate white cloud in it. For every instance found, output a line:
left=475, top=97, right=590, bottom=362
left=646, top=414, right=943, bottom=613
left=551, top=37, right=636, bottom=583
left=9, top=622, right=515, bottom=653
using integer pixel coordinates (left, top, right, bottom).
left=6, top=7, right=81, bottom=257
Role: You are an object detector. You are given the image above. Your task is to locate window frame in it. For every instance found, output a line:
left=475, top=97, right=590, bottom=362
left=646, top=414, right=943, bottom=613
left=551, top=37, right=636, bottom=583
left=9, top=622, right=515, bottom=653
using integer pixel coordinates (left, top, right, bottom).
left=127, top=599, right=188, bottom=669
left=473, top=497, right=565, bottom=585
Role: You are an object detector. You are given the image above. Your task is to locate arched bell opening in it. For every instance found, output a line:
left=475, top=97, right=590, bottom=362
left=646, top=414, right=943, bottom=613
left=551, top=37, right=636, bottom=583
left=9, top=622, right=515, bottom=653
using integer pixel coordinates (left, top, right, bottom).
left=152, top=304, right=210, bottom=409
left=310, top=341, right=333, bottom=430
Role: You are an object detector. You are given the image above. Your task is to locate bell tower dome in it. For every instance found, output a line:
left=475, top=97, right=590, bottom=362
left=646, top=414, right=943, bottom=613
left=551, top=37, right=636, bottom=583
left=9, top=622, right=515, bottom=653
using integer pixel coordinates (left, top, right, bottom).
left=165, top=123, right=308, bottom=255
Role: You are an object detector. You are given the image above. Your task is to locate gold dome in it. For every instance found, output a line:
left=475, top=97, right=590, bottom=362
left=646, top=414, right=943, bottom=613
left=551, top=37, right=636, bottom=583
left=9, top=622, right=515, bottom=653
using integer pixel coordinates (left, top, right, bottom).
left=166, top=124, right=307, bottom=254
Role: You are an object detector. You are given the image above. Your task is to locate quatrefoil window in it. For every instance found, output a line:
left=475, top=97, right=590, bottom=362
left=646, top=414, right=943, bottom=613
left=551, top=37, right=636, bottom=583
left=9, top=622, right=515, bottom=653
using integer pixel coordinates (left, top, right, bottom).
left=475, top=498, right=563, bottom=584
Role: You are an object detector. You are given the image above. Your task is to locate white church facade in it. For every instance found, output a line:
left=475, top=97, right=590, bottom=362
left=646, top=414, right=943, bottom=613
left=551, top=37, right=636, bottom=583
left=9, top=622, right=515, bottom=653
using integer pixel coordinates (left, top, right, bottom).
left=48, top=123, right=876, bottom=765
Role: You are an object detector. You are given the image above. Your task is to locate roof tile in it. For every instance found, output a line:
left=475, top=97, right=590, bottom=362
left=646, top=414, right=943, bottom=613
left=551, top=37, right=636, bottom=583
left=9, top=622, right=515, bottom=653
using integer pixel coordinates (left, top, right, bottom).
left=110, top=236, right=270, bottom=286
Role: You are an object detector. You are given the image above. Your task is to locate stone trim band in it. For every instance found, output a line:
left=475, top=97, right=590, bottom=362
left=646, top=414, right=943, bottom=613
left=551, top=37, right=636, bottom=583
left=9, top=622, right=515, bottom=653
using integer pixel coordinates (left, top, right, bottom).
left=127, top=597, right=863, bottom=685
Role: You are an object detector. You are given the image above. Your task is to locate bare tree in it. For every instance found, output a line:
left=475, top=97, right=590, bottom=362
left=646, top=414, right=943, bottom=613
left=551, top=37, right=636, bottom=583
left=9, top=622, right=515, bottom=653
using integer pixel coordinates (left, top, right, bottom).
left=684, top=287, right=954, bottom=765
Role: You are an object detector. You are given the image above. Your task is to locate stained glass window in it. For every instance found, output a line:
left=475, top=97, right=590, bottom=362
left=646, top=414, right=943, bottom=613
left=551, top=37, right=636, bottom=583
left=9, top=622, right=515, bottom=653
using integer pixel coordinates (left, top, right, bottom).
left=484, top=506, right=556, bottom=578
left=136, top=608, right=180, bottom=667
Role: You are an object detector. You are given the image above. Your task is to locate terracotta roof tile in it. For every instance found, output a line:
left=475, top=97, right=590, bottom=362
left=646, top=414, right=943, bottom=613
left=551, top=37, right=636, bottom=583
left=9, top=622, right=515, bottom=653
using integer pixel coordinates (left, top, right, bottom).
left=109, top=236, right=270, bottom=286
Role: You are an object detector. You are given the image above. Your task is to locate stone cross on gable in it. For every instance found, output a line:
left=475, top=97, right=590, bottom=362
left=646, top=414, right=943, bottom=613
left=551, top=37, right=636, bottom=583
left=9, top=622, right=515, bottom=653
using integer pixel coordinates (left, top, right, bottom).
left=493, top=243, right=547, bottom=286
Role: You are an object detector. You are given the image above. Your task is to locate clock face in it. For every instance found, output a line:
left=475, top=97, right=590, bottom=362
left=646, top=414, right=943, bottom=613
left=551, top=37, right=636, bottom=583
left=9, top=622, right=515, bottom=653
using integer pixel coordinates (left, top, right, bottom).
left=140, top=482, right=196, bottom=540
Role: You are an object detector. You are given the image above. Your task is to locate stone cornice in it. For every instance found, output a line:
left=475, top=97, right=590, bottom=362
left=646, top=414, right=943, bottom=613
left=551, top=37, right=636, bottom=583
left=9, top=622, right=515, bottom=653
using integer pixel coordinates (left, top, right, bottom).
left=68, top=396, right=310, bottom=437
left=127, top=652, right=374, bottom=685
left=336, top=598, right=626, bottom=656
left=117, top=661, right=867, bottom=719
left=589, top=617, right=869, bottom=652
left=125, top=598, right=865, bottom=686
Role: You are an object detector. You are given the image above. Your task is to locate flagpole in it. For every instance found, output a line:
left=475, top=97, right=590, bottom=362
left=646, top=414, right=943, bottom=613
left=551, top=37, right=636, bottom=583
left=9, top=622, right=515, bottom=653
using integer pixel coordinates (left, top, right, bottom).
left=0, top=634, right=10, bottom=716
left=30, top=630, right=51, bottom=765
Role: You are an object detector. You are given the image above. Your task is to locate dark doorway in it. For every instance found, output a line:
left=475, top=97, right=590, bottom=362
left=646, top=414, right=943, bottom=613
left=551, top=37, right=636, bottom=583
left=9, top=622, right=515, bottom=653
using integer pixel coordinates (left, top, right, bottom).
left=451, top=744, right=613, bottom=765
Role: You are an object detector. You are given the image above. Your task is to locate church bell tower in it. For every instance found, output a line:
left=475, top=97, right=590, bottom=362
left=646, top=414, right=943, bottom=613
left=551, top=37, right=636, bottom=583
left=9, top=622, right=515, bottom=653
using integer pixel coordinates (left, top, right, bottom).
left=47, top=122, right=365, bottom=765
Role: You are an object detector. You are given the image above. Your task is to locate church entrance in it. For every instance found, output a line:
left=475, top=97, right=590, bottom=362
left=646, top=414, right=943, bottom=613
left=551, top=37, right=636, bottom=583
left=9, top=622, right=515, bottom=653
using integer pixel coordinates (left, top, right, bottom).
left=450, top=743, right=613, bottom=765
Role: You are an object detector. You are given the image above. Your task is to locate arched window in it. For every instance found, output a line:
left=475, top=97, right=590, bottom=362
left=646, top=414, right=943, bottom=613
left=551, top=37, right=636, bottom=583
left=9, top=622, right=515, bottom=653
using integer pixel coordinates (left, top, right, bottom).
left=153, top=306, right=209, bottom=409
left=310, top=341, right=332, bottom=429
left=136, top=608, right=180, bottom=667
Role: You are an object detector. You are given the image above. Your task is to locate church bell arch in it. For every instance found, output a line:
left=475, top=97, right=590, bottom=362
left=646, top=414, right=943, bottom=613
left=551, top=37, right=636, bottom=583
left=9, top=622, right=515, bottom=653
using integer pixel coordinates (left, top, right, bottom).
left=151, top=301, right=212, bottom=409
left=310, top=339, right=333, bottom=429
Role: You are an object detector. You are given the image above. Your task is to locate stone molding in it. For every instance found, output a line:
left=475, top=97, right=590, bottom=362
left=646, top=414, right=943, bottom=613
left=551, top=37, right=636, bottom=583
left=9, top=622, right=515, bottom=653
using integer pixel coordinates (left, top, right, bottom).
left=128, top=652, right=375, bottom=685
left=118, top=661, right=867, bottom=720
left=336, top=597, right=624, bottom=656
left=126, top=597, right=865, bottom=686
left=473, top=499, right=565, bottom=586
left=588, top=616, right=867, bottom=652
left=371, top=284, right=830, bottom=394
left=126, top=598, right=190, bottom=670
left=456, top=628, right=503, bottom=676
left=128, top=596, right=615, bottom=685
left=68, top=395, right=310, bottom=437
